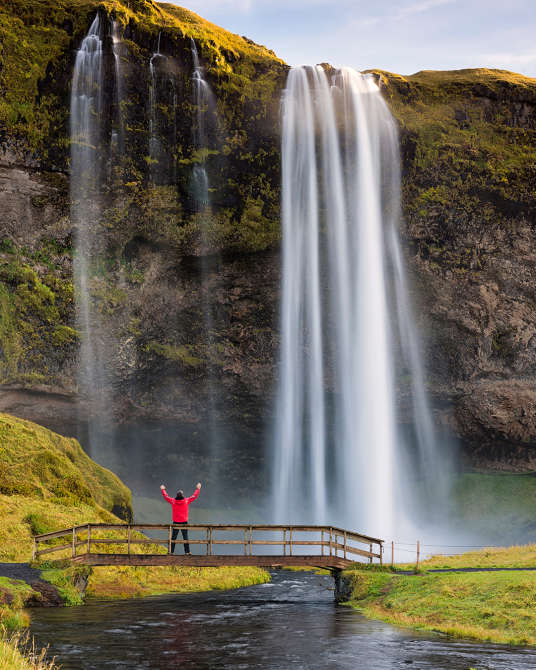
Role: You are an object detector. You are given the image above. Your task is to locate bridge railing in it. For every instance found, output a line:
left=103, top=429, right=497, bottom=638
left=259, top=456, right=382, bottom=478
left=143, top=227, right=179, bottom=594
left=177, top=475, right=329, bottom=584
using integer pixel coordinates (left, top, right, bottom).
left=32, top=524, right=384, bottom=565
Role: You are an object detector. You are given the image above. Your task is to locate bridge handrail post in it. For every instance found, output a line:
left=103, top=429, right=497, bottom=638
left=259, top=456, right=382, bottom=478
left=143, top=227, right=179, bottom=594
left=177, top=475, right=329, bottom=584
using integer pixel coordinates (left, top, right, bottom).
left=379, top=541, right=383, bottom=566
left=329, top=528, right=333, bottom=556
left=249, top=526, right=253, bottom=556
left=32, top=537, right=36, bottom=562
left=321, top=529, right=324, bottom=556
left=168, top=525, right=172, bottom=555
left=283, top=529, right=286, bottom=557
left=344, top=531, right=347, bottom=560
left=87, top=524, right=91, bottom=555
left=369, top=543, right=373, bottom=564
left=206, top=528, right=209, bottom=555
left=209, top=527, right=213, bottom=556
left=243, top=529, right=247, bottom=556
left=289, top=528, right=293, bottom=556
left=72, top=527, right=76, bottom=558
left=127, top=525, right=131, bottom=555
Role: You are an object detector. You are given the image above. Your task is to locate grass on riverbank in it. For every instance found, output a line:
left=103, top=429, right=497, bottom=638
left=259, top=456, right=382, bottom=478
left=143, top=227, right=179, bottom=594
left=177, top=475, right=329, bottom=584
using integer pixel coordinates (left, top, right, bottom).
left=397, top=543, right=536, bottom=570
left=346, top=544, right=536, bottom=645
left=0, top=631, right=57, bottom=670
left=86, top=565, right=270, bottom=599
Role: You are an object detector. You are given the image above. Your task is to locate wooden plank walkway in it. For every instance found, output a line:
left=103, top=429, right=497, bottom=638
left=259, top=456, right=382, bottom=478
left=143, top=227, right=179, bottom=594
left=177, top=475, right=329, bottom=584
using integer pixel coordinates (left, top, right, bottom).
left=73, top=554, right=355, bottom=570
left=33, top=524, right=384, bottom=571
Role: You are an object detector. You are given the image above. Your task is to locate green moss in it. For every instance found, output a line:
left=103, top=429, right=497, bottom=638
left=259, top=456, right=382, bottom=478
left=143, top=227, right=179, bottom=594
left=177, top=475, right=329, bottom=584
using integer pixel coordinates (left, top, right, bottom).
left=40, top=565, right=91, bottom=605
left=148, top=340, right=205, bottom=368
left=0, top=412, right=132, bottom=517
left=51, top=324, right=79, bottom=346
left=371, top=68, right=536, bottom=276
left=0, top=254, right=75, bottom=386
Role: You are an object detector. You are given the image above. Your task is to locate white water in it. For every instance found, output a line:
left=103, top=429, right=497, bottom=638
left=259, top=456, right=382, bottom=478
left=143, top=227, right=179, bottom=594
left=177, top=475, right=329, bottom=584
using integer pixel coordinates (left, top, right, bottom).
left=190, top=38, right=211, bottom=208
left=274, top=66, right=446, bottom=538
left=111, top=20, right=124, bottom=155
left=71, top=16, right=109, bottom=458
left=148, top=31, right=162, bottom=178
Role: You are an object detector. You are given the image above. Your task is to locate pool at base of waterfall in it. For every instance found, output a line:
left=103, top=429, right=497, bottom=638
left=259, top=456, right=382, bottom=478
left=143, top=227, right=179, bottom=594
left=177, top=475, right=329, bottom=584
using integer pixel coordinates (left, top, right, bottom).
left=29, top=570, right=536, bottom=669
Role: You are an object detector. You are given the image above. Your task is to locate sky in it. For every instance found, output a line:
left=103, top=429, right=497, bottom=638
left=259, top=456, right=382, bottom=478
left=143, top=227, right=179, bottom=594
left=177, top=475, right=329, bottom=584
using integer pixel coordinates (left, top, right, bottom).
left=168, top=0, right=536, bottom=78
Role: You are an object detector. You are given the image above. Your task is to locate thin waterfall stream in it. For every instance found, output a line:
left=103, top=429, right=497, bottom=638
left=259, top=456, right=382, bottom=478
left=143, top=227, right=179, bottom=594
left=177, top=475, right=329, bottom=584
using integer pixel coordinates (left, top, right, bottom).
left=274, top=66, right=448, bottom=538
left=71, top=15, right=111, bottom=460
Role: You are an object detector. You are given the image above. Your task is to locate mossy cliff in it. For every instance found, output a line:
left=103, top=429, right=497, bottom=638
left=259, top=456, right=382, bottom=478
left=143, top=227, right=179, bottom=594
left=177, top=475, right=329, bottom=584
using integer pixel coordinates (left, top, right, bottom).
left=1, top=0, right=536, bottom=484
left=375, top=68, right=536, bottom=468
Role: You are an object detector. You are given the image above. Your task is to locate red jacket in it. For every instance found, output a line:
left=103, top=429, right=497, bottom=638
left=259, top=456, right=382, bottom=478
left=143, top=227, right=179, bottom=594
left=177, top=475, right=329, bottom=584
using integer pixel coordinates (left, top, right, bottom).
left=161, top=488, right=200, bottom=523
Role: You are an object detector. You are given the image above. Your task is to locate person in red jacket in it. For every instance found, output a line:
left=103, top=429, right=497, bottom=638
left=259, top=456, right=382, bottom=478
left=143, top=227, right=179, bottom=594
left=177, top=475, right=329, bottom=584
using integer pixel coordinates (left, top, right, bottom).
left=160, top=482, right=201, bottom=555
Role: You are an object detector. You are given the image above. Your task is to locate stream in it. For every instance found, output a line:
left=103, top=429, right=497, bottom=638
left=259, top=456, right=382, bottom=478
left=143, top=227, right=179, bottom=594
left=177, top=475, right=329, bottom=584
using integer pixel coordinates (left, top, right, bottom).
left=30, top=570, right=536, bottom=669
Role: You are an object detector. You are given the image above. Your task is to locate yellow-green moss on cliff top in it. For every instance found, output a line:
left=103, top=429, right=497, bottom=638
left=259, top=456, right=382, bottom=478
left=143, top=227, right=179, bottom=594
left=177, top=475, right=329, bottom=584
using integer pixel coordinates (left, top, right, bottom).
left=0, top=0, right=285, bottom=158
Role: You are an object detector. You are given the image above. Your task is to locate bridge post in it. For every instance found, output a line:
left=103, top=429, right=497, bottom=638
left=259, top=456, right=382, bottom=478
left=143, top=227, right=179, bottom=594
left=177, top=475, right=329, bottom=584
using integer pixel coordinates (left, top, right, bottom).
left=379, top=542, right=383, bottom=566
left=32, top=538, right=36, bottom=562
left=283, top=528, right=287, bottom=557
left=71, top=527, right=76, bottom=558
left=127, top=525, right=131, bottom=555
left=168, top=526, right=172, bottom=554
left=321, top=529, right=324, bottom=556
left=87, top=524, right=91, bottom=555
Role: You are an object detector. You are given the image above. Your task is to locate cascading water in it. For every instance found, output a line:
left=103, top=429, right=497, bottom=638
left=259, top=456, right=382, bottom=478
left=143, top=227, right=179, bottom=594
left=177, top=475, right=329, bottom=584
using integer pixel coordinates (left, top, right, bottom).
left=190, top=38, right=211, bottom=209
left=274, top=66, right=446, bottom=538
left=71, top=15, right=109, bottom=459
left=148, top=31, right=162, bottom=178
left=111, top=20, right=124, bottom=155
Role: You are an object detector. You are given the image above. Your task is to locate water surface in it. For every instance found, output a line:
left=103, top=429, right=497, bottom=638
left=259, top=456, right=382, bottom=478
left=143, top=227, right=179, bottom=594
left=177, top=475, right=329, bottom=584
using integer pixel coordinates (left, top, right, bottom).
left=30, top=571, right=535, bottom=669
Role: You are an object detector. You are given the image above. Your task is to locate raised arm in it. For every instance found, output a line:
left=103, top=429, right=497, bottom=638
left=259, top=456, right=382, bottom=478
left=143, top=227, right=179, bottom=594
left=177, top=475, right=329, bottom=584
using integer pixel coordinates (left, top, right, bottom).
left=160, top=485, right=173, bottom=504
left=187, top=482, right=201, bottom=503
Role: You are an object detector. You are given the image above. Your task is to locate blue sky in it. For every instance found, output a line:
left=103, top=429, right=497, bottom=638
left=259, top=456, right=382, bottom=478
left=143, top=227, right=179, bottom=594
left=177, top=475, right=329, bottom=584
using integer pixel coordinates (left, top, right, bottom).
left=169, top=0, right=536, bottom=77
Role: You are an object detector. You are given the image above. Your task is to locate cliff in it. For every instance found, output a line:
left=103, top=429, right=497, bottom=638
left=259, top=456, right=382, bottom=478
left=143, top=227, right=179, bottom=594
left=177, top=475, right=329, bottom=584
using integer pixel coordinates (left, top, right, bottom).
left=1, top=0, right=536, bottom=490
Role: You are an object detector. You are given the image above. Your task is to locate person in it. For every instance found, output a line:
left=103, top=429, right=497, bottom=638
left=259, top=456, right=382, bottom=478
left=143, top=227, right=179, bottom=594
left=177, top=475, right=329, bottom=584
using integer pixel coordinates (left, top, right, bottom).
left=160, top=482, right=201, bottom=555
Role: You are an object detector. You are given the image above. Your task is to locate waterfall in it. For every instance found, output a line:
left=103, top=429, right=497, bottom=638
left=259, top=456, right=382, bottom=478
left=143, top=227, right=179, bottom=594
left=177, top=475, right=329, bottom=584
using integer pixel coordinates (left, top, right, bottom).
left=148, top=31, right=162, bottom=178
left=71, top=15, right=108, bottom=458
left=190, top=38, right=210, bottom=208
left=274, top=66, right=445, bottom=538
left=111, top=20, right=124, bottom=155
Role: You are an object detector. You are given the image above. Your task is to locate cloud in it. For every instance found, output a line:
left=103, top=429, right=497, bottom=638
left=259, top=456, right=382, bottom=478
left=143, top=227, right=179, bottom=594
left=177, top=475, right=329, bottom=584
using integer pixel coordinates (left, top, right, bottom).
left=174, top=0, right=253, bottom=13
left=350, top=0, right=455, bottom=33
left=482, top=50, right=536, bottom=66
left=396, top=0, right=455, bottom=19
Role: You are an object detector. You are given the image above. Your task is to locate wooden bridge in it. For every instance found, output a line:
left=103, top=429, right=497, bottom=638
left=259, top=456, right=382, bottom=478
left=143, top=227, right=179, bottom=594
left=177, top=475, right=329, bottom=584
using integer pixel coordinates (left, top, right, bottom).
left=33, top=524, right=384, bottom=571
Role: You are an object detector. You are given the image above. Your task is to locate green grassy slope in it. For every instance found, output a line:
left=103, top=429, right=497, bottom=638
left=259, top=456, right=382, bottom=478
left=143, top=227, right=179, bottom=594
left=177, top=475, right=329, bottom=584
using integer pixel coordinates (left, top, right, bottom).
left=0, top=412, right=132, bottom=561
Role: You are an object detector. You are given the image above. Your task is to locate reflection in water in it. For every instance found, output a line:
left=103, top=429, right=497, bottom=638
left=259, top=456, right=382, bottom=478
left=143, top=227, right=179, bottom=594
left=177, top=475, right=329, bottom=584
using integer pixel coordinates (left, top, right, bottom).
left=30, top=571, right=535, bottom=669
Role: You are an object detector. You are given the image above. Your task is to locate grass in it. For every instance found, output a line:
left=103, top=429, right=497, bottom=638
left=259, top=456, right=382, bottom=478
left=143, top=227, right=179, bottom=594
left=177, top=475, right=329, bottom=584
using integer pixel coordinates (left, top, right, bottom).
left=401, top=544, right=536, bottom=570
left=346, top=544, right=536, bottom=645
left=0, top=578, right=40, bottom=630
left=0, top=413, right=132, bottom=519
left=0, top=631, right=58, bottom=670
left=86, top=565, right=270, bottom=599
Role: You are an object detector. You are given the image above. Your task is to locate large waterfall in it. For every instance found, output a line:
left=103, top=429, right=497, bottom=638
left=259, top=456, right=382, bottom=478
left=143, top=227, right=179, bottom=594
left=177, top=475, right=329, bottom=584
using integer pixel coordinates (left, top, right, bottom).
left=273, top=66, right=446, bottom=538
left=70, top=15, right=109, bottom=459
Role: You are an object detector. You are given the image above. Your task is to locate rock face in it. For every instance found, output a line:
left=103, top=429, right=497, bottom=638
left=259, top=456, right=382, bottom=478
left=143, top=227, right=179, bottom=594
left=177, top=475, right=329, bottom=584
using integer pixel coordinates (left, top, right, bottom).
left=1, top=1, right=536, bottom=481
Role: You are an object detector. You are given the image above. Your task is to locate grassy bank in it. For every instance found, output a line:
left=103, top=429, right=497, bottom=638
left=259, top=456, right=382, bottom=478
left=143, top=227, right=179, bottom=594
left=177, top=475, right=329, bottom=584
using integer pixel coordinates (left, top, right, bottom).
left=346, top=546, right=536, bottom=645
left=86, top=565, right=270, bottom=599
left=0, top=413, right=270, bottom=617
left=0, top=632, right=58, bottom=670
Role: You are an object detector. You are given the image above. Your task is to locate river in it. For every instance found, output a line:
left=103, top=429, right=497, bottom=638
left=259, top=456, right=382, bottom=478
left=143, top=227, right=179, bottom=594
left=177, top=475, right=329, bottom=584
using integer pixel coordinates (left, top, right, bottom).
left=30, top=570, right=536, bottom=669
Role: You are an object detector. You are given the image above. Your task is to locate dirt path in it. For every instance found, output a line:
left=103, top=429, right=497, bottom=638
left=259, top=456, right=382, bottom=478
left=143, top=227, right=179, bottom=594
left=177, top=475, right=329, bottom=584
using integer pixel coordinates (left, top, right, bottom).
left=0, top=562, right=63, bottom=605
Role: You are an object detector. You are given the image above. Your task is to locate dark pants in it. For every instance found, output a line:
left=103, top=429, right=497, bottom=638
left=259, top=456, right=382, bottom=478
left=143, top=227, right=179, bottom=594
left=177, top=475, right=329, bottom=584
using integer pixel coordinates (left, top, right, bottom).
left=171, top=523, right=190, bottom=554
